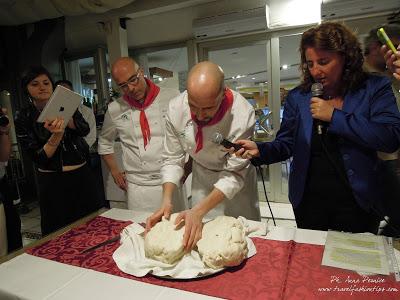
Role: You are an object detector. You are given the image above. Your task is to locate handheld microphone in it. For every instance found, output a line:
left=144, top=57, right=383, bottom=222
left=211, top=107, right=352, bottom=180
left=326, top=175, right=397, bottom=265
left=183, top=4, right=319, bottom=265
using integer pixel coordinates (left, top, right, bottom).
left=211, top=132, right=242, bottom=151
left=311, top=82, right=324, bottom=135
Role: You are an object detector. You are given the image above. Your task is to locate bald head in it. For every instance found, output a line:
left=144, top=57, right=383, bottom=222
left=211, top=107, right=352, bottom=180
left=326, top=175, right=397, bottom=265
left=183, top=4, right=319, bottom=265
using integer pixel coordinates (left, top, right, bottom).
left=187, top=61, right=226, bottom=122
left=111, top=57, right=147, bottom=101
left=187, top=61, right=224, bottom=100
left=111, top=57, right=139, bottom=80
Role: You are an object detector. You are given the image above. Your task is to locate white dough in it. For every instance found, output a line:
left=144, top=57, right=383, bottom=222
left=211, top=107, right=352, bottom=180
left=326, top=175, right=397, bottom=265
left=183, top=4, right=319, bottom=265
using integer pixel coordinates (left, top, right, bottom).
left=197, top=216, right=248, bottom=269
left=144, top=213, right=185, bottom=265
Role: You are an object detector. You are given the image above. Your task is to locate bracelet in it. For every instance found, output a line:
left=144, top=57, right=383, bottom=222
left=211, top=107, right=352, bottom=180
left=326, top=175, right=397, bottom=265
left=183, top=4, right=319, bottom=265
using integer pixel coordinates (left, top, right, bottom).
left=47, top=139, right=59, bottom=147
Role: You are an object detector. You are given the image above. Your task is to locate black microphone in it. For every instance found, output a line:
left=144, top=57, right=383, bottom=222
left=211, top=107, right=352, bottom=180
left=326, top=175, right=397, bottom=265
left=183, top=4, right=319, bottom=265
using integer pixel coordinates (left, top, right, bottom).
left=311, top=82, right=324, bottom=135
left=211, top=132, right=242, bottom=151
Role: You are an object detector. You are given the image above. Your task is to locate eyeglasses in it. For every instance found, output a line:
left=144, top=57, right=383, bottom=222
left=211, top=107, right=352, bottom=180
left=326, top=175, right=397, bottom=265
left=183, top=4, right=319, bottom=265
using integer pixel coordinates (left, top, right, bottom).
left=117, top=70, right=141, bottom=92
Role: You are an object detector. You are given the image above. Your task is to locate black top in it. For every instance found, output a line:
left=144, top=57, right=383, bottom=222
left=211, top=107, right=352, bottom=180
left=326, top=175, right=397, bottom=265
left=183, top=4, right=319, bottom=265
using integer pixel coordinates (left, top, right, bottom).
left=304, top=120, right=353, bottom=197
left=15, top=104, right=90, bottom=172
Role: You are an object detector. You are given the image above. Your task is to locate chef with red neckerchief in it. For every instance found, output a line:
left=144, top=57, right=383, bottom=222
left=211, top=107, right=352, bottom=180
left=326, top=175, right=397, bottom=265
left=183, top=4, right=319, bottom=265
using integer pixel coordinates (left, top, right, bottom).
left=146, top=61, right=261, bottom=251
left=98, top=57, right=187, bottom=213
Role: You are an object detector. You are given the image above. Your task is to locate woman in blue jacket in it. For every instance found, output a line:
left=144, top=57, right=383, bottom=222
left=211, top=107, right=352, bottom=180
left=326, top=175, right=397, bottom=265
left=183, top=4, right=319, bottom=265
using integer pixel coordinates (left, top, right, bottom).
left=235, top=22, right=400, bottom=233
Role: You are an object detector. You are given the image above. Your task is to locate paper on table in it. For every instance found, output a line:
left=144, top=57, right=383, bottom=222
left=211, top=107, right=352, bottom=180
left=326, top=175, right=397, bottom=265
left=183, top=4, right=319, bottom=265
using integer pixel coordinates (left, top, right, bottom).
left=322, top=231, right=390, bottom=275
left=113, top=218, right=263, bottom=279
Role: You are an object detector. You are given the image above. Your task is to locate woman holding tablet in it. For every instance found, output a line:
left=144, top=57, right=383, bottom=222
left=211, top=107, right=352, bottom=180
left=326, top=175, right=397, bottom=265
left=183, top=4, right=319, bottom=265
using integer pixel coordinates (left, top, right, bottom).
left=15, top=66, right=99, bottom=235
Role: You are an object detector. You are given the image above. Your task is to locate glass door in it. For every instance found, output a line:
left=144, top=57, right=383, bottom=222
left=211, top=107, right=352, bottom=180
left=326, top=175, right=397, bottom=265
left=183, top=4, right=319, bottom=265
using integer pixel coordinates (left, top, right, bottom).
left=277, top=32, right=303, bottom=198
left=265, top=28, right=308, bottom=203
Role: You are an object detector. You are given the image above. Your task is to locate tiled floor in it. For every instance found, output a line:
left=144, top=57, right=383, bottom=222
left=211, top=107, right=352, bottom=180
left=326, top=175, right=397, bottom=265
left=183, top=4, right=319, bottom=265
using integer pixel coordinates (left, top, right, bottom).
left=19, top=202, right=41, bottom=246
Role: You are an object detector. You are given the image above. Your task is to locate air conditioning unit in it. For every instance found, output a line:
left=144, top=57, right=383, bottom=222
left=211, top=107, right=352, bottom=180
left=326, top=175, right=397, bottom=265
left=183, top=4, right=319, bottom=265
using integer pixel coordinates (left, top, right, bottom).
left=321, top=0, right=400, bottom=20
left=192, top=7, right=266, bottom=39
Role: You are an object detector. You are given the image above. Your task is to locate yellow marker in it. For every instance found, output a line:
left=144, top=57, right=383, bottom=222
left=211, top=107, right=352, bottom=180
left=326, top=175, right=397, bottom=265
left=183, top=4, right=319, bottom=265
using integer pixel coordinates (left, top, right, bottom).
left=377, top=27, right=397, bottom=53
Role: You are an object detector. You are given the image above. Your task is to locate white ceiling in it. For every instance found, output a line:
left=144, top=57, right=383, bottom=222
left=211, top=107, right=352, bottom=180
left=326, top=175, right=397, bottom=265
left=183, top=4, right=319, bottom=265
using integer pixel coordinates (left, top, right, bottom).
left=0, top=0, right=137, bottom=25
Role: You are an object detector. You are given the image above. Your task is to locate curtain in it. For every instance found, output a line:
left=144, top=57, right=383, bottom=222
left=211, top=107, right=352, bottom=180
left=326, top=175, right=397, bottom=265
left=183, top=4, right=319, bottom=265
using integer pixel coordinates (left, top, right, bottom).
left=65, top=60, right=83, bottom=95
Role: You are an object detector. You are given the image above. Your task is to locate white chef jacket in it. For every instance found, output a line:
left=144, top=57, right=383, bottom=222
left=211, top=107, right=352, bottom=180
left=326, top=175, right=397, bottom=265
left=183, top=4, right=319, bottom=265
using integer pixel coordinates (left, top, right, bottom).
left=161, top=89, right=261, bottom=221
left=98, top=87, right=187, bottom=212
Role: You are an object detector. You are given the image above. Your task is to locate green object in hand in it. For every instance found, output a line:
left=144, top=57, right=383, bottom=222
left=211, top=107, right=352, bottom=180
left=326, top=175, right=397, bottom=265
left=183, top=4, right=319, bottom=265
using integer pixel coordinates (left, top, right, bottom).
left=377, top=27, right=397, bottom=53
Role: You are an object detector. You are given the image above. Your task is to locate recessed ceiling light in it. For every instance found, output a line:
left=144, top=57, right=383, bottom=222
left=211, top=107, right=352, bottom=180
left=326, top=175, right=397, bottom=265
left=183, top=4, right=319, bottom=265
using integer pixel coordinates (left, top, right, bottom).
left=252, top=77, right=256, bottom=80
left=282, top=64, right=288, bottom=70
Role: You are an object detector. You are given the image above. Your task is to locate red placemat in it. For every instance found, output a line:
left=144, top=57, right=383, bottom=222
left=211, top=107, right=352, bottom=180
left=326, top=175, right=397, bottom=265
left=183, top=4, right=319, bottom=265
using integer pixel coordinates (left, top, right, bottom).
left=27, top=216, right=290, bottom=300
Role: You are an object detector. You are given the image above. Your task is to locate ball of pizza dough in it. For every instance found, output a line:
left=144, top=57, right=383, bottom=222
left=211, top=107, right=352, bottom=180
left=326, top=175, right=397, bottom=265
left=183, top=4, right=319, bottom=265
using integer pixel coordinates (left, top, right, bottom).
left=144, top=213, right=185, bottom=265
left=197, top=216, right=248, bottom=269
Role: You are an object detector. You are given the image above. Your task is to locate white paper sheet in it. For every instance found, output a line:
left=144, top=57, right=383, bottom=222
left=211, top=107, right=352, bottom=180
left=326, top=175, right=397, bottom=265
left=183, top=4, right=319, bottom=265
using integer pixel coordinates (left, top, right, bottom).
left=322, top=231, right=390, bottom=275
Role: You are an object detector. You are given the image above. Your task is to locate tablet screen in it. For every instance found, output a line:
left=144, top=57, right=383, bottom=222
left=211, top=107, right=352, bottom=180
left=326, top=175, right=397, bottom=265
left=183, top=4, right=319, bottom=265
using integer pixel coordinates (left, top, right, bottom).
left=36, top=85, right=83, bottom=126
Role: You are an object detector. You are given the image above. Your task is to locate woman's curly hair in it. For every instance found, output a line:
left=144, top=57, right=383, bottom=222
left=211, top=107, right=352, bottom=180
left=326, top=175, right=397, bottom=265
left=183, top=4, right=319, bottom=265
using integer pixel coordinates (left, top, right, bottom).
left=299, top=22, right=367, bottom=93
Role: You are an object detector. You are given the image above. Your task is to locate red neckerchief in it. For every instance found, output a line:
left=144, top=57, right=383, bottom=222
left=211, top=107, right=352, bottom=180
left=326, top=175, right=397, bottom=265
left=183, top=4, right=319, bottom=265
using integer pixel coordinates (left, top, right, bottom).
left=123, top=78, right=160, bottom=149
left=191, top=88, right=233, bottom=153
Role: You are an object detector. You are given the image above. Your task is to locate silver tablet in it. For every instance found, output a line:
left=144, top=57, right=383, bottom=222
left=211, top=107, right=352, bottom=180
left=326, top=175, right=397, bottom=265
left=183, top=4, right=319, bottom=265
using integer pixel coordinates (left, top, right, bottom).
left=36, top=85, right=83, bottom=127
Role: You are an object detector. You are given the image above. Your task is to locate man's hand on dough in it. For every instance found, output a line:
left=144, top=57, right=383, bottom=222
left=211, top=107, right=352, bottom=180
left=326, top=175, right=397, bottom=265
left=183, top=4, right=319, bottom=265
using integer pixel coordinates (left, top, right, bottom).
left=175, top=208, right=203, bottom=252
left=145, top=201, right=173, bottom=234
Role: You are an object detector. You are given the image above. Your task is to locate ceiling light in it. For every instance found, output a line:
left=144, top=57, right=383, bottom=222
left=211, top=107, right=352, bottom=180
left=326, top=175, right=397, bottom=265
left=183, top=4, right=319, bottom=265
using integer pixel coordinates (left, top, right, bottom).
left=252, top=77, right=256, bottom=80
left=282, top=64, right=288, bottom=70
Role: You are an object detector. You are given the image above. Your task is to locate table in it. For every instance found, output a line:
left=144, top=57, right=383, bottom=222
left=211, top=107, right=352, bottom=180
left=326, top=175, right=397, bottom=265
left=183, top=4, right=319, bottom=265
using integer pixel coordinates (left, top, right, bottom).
left=0, top=208, right=398, bottom=300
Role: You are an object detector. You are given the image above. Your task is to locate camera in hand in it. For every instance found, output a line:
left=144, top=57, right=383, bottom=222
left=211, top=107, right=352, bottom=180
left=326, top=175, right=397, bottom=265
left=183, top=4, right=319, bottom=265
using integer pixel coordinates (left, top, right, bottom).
left=0, top=109, right=9, bottom=127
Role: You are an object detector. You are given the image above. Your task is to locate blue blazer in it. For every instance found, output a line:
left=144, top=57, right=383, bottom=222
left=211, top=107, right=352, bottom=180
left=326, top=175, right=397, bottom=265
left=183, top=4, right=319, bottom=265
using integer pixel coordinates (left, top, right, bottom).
left=255, top=74, right=400, bottom=211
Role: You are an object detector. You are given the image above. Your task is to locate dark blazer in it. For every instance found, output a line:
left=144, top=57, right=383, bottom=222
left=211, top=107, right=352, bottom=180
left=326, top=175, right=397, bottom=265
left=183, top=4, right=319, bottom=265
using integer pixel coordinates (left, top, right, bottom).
left=254, top=74, right=400, bottom=211
left=15, top=104, right=90, bottom=172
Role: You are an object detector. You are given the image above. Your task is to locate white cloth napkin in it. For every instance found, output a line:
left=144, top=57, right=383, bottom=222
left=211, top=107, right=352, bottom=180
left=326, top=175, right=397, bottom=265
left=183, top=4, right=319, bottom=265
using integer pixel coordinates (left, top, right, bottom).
left=238, top=216, right=268, bottom=237
left=113, top=217, right=263, bottom=279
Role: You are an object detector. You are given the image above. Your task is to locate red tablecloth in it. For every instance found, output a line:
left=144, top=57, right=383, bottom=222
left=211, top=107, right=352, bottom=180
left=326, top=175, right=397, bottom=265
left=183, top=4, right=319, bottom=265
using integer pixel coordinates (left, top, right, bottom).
left=27, top=216, right=400, bottom=300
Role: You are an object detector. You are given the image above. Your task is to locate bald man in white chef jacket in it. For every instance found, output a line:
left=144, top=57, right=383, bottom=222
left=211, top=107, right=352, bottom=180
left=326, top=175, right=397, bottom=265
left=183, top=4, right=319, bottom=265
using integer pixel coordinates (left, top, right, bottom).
left=146, top=61, right=260, bottom=250
left=98, top=57, right=187, bottom=213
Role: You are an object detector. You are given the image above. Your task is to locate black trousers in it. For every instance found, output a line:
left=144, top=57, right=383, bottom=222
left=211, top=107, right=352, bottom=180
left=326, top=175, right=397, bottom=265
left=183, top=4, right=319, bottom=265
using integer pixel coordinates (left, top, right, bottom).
left=0, top=177, right=22, bottom=252
left=37, top=164, right=100, bottom=236
left=294, top=190, right=380, bottom=234
left=376, top=159, right=400, bottom=237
